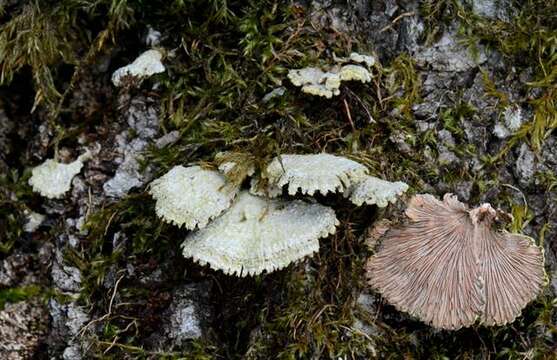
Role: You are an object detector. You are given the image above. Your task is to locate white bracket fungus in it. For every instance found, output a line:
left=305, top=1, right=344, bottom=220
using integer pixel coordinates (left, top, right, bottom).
left=334, top=52, right=376, bottom=68
left=111, top=49, right=165, bottom=87
left=346, top=176, right=409, bottom=207
left=256, top=153, right=368, bottom=197
left=366, top=194, right=545, bottom=330
left=23, top=211, right=46, bottom=232
left=28, top=151, right=91, bottom=199
left=348, top=52, right=376, bottom=67
left=182, top=191, right=339, bottom=277
left=339, top=64, right=372, bottom=83
left=149, top=165, right=237, bottom=230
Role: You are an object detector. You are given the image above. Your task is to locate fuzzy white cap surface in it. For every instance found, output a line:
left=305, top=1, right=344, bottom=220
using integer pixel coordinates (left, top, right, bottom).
left=182, top=191, right=339, bottom=276
left=112, top=49, right=165, bottom=87
left=346, top=176, right=409, bottom=207
left=28, top=152, right=90, bottom=199
left=339, top=64, right=372, bottom=83
left=149, top=165, right=237, bottom=229
left=261, top=153, right=368, bottom=196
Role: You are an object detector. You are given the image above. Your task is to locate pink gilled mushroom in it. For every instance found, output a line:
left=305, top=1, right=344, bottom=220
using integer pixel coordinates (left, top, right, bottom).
left=366, top=194, right=546, bottom=330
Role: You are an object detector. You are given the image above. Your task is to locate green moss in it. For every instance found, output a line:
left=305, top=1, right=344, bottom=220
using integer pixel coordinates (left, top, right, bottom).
left=0, top=0, right=135, bottom=135
left=0, top=169, right=35, bottom=255
left=0, top=285, right=42, bottom=310
left=536, top=170, right=557, bottom=193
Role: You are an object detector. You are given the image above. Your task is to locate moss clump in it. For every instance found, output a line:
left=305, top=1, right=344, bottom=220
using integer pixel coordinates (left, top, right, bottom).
left=0, top=169, right=35, bottom=255
left=0, top=285, right=42, bottom=310
left=0, top=1, right=136, bottom=117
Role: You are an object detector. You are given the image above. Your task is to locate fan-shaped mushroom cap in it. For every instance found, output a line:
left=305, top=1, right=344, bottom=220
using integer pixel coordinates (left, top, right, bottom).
left=182, top=191, right=339, bottom=276
left=258, top=153, right=368, bottom=197
left=339, top=65, right=372, bottom=83
left=149, top=165, right=237, bottom=229
left=346, top=176, right=408, bottom=207
left=349, top=52, right=376, bottom=67
left=475, top=225, right=545, bottom=326
left=112, top=49, right=165, bottom=87
left=366, top=194, right=545, bottom=330
left=28, top=151, right=91, bottom=199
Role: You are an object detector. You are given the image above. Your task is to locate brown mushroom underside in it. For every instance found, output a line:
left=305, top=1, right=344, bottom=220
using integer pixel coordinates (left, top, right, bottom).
left=365, top=194, right=545, bottom=330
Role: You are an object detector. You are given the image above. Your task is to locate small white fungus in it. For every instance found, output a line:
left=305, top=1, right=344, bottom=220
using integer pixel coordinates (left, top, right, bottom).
left=182, top=191, right=339, bottom=276
left=334, top=52, right=376, bottom=68
left=112, top=49, right=165, bottom=87
left=149, top=165, right=237, bottom=229
left=260, top=153, right=369, bottom=196
left=23, top=211, right=46, bottom=232
left=145, top=26, right=162, bottom=47
left=339, top=65, right=372, bottom=83
left=349, top=52, right=376, bottom=67
left=346, top=176, right=409, bottom=207
left=262, top=87, right=286, bottom=102
left=28, top=151, right=91, bottom=199
left=503, top=105, right=523, bottom=131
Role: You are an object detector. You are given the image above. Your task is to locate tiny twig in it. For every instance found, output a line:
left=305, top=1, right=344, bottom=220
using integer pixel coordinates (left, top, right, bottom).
left=380, top=12, right=415, bottom=33
left=78, top=274, right=125, bottom=339
left=345, top=87, right=376, bottom=124
left=104, top=212, right=118, bottom=237
left=502, top=183, right=528, bottom=208
left=343, top=98, right=356, bottom=131
left=108, top=275, right=125, bottom=315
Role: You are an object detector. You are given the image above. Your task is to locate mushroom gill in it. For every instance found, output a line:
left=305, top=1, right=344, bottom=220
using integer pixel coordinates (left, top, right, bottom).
left=365, top=194, right=545, bottom=330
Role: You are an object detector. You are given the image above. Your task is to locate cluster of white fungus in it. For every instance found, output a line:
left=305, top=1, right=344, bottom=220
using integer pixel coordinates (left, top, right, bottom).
left=148, top=152, right=408, bottom=277
left=149, top=165, right=237, bottom=230
left=182, top=192, right=339, bottom=277
left=112, top=49, right=166, bottom=87
left=287, top=67, right=342, bottom=98
left=28, top=151, right=91, bottom=199
left=287, top=52, right=374, bottom=98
